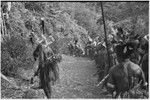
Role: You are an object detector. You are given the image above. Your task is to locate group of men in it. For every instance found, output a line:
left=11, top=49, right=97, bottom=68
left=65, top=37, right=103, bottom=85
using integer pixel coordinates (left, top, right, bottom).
left=67, top=37, right=84, bottom=57
left=29, top=15, right=148, bottom=98
left=81, top=25, right=148, bottom=98
left=99, top=26, right=149, bottom=98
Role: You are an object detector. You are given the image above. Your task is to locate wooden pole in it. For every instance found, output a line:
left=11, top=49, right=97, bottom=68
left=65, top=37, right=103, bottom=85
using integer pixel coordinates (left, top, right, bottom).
left=40, top=18, right=48, bottom=44
left=41, top=18, right=45, bottom=35
left=97, top=74, right=109, bottom=87
left=100, top=2, right=111, bottom=72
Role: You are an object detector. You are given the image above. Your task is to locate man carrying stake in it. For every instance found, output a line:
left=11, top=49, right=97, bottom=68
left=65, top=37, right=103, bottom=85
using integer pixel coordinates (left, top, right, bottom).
left=30, top=18, right=60, bottom=98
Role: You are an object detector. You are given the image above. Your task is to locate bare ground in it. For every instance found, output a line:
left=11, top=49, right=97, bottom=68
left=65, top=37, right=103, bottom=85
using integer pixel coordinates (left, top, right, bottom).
left=1, top=54, right=111, bottom=99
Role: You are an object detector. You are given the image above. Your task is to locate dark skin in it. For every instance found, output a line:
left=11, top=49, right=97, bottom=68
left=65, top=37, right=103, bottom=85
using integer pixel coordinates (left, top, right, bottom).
left=107, top=63, right=129, bottom=98
left=31, top=44, right=52, bottom=98
left=106, top=58, right=147, bottom=98
left=32, top=43, right=59, bottom=88
left=31, top=44, right=44, bottom=86
left=105, top=43, right=147, bottom=98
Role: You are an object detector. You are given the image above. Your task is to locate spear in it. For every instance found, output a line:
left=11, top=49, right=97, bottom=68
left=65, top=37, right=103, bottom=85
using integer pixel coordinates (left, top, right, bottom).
left=100, top=2, right=111, bottom=73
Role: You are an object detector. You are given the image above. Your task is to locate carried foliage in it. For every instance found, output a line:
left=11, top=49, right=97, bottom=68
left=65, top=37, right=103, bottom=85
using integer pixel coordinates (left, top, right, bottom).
left=1, top=1, right=148, bottom=77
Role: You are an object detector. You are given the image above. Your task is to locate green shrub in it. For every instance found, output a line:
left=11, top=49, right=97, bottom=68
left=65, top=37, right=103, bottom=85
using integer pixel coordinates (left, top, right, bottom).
left=1, top=35, right=34, bottom=76
left=24, top=2, right=45, bottom=13
left=1, top=48, right=12, bottom=76
left=3, top=36, right=27, bottom=59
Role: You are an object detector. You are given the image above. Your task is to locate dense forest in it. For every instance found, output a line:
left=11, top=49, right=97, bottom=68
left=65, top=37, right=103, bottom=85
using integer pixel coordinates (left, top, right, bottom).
left=1, top=1, right=149, bottom=98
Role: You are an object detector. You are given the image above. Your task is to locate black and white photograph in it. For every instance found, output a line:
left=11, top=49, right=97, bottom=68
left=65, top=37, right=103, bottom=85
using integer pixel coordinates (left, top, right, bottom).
left=1, top=1, right=149, bottom=99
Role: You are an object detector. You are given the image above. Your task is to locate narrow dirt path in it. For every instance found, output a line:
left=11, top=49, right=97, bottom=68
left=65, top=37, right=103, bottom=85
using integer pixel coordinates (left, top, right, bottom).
left=51, top=55, right=109, bottom=98
left=1, top=55, right=111, bottom=98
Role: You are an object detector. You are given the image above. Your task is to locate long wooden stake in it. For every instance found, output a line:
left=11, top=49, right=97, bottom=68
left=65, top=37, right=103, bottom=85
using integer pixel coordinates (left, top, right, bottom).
left=97, top=74, right=109, bottom=87
left=100, top=2, right=111, bottom=72
left=41, top=18, right=48, bottom=45
left=41, top=18, right=45, bottom=35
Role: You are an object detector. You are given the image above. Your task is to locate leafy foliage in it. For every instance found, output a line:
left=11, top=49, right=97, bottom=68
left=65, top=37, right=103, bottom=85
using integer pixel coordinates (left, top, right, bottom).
left=1, top=1, right=148, bottom=77
left=24, top=2, right=45, bottom=13
left=1, top=2, right=149, bottom=99
left=1, top=35, right=34, bottom=76
left=3, top=36, right=26, bottom=58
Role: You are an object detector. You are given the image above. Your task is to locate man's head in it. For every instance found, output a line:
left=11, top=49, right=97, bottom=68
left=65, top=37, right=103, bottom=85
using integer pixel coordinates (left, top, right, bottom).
left=115, top=44, right=125, bottom=62
left=115, top=43, right=134, bottom=62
